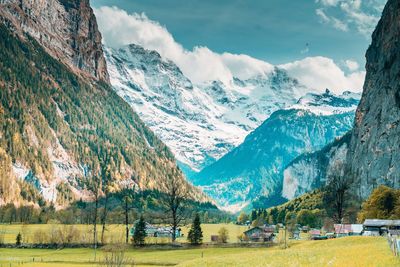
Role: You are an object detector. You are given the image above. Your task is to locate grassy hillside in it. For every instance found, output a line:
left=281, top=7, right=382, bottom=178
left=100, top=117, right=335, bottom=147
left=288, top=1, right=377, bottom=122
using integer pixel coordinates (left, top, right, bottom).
left=0, top=24, right=201, bottom=206
left=0, top=237, right=396, bottom=266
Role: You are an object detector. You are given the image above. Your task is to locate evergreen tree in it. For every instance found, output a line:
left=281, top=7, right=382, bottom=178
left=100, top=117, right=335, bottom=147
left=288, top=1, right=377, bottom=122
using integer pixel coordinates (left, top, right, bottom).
left=251, top=210, right=257, bottom=221
left=187, top=213, right=203, bottom=245
left=133, top=215, right=147, bottom=246
left=16, top=232, right=22, bottom=246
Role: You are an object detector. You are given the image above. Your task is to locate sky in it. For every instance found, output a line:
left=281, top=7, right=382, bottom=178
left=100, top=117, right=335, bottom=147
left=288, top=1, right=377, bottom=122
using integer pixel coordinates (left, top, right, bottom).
left=91, top=0, right=386, bottom=93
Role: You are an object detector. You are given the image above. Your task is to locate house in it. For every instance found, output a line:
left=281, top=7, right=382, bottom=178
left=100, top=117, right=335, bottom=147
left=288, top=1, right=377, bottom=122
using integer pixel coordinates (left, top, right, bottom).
left=301, top=226, right=310, bottom=233
left=334, top=224, right=363, bottom=237
left=243, top=226, right=274, bottom=242
left=130, top=222, right=182, bottom=238
left=292, top=230, right=300, bottom=240
left=309, top=229, right=321, bottom=239
left=210, top=235, right=219, bottom=242
left=363, top=219, right=400, bottom=236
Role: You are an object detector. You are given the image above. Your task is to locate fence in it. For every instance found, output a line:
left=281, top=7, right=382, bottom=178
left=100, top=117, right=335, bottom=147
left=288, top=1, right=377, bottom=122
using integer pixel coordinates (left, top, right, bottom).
left=387, top=234, right=400, bottom=257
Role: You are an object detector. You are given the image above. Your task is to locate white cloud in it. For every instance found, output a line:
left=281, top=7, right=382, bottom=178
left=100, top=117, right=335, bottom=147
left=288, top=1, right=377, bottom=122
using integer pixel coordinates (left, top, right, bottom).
left=315, top=0, right=385, bottom=37
left=280, top=57, right=365, bottom=93
left=94, top=6, right=273, bottom=84
left=95, top=6, right=365, bottom=93
left=344, top=59, right=360, bottom=71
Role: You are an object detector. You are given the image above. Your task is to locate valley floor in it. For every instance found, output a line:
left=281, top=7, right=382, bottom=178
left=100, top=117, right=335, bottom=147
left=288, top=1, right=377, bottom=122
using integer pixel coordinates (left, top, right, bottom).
left=0, top=237, right=398, bottom=267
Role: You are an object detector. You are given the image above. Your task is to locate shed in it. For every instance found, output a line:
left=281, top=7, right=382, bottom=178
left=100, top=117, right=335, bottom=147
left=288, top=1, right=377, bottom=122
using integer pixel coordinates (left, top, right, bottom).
left=211, top=235, right=219, bottom=242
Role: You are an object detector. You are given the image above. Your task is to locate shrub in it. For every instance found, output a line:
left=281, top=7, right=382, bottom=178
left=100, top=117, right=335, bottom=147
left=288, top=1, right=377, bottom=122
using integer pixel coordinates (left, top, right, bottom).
left=33, top=229, right=49, bottom=244
left=218, top=227, right=229, bottom=243
left=100, top=244, right=134, bottom=267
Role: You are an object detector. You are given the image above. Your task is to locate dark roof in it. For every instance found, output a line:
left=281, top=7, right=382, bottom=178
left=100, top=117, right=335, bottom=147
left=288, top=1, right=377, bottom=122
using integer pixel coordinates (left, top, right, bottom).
left=363, top=219, right=400, bottom=227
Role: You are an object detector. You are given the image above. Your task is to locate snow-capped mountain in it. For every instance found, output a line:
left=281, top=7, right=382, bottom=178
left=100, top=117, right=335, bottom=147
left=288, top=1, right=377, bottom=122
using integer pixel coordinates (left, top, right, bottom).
left=105, top=44, right=308, bottom=172
left=193, top=91, right=360, bottom=212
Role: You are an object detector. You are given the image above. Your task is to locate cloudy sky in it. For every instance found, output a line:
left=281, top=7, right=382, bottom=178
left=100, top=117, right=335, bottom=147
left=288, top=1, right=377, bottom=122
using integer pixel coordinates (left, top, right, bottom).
left=91, top=0, right=386, bottom=93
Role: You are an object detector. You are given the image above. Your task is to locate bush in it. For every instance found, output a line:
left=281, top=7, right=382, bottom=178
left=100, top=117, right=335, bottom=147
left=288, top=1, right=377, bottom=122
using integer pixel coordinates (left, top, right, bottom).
left=100, top=244, right=134, bottom=267
left=33, top=229, right=49, bottom=244
left=218, top=227, right=229, bottom=243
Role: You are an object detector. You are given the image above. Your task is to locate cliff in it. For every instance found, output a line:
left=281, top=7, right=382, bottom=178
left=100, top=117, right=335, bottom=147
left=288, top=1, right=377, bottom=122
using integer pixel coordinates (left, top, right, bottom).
left=0, top=0, right=109, bottom=83
left=347, top=0, right=400, bottom=197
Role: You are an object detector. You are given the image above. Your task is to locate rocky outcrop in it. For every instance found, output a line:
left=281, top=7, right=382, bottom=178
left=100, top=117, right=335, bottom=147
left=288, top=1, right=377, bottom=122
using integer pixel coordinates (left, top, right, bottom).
left=347, top=0, right=400, bottom=197
left=0, top=0, right=109, bottom=83
left=282, top=132, right=351, bottom=200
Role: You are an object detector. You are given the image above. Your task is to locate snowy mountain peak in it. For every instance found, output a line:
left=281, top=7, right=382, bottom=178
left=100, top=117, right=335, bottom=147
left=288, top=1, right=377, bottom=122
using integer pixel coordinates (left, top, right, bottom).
left=105, top=43, right=359, bottom=175
left=292, top=89, right=361, bottom=116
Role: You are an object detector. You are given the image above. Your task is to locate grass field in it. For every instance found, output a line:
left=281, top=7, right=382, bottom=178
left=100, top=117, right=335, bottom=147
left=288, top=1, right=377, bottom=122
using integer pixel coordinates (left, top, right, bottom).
left=0, top=223, right=248, bottom=244
left=0, top=236, right=398, bottom=266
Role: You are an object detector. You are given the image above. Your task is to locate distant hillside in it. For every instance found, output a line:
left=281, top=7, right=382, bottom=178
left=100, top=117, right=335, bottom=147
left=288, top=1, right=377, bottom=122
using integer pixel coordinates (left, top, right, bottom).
left=193, top=90, right=359, bottom=212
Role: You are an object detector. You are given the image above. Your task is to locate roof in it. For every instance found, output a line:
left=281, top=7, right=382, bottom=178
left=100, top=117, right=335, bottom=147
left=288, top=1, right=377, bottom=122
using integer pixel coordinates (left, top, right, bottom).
left=244, top=226, right=275, bottom=235
left=363, top=219, right=400, bottom=227
left=309, top=230, right=321, bottom=235
left=334, top=224, right=363, bottom=234
left=389, top=230, right=400, bottom=236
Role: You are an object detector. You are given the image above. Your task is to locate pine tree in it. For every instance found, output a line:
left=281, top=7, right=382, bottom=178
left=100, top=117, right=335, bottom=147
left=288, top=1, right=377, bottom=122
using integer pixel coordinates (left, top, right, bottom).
left=187, top=213, right=203, bottom=245
left=133, top=215, right=147, bottom=246
left=16, top=232, right=22, bottom=246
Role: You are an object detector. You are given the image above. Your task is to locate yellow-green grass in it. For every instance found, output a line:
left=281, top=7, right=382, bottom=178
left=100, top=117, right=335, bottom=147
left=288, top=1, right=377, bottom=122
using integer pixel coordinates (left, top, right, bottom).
left=178, top=223, right=248, bottom=243
left=0, top=237, right=398, bottom=267
left=0, top=247, right=264, bottom=267
left=178, top=237, right=400, bottom=267
left=0, top=223, right=248, bottom=245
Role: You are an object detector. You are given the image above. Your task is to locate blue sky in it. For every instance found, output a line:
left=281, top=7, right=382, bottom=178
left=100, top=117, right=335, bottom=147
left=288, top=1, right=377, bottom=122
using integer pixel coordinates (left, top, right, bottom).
left=92, top=0, right=384, bottom=65
left=91, top=0, right=386, bottom=93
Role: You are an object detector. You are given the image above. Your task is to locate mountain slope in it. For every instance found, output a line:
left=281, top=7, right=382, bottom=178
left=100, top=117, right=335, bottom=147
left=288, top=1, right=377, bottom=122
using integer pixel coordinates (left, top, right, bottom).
left=193, top=91, right=359, bottom=212
left=0, top=2, right=204, bottom=207
left=105, top=44, right=307, bottom=172
left=282, top=132, right=351, bottom=200
left=347, top=0, right=400, bottom=197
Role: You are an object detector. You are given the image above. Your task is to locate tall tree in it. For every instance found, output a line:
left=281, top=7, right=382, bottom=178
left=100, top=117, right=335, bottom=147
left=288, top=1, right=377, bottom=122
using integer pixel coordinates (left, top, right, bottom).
left=123, top=183, right=136, bottom=244
left=324, top=162, right=353, bottom=223
left=188, top=213, right=203, bottom=245
left=133, top=215, right=146, bottom=246
left=100, top=155, right=112, bottom=245
left=164, top=168, right=188, bottom=242
left=85, top=163, right=101, bottom=256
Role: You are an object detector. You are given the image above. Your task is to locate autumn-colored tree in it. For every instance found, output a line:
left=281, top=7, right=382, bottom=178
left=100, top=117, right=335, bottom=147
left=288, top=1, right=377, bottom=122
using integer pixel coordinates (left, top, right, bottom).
left=358, top=185, right=400, bottom=222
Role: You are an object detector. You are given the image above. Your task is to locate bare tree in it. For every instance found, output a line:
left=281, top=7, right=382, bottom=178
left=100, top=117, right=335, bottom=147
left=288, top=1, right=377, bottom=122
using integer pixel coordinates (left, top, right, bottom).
left=324, top=162, right=353, bottom=223
left=164, top=168, right=189, bottom=242
left=85, top=163, right=101, bottom=259
left=100, top=185, right=110, bottom=245
left=123, top=183, right=136, bottom=244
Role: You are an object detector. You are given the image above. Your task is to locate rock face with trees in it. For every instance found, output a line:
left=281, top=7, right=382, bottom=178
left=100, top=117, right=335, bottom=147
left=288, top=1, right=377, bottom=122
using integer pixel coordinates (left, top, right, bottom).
left=0, top=0, right=207, bottom=208
left=346, top=0, right=400, bottom=198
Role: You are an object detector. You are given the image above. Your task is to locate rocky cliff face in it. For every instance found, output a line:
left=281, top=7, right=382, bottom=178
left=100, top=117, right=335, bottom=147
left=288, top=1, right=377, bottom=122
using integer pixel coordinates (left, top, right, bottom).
left=347, top=0, right=400, bottom=197
left=0, top=0, right=109, bottom=83
left=282, top=132, right=351, bottom=200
